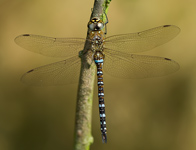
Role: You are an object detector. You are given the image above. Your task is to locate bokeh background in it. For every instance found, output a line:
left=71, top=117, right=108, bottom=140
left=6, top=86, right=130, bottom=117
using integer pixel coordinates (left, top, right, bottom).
left=0, top=0, right=195, bottom=150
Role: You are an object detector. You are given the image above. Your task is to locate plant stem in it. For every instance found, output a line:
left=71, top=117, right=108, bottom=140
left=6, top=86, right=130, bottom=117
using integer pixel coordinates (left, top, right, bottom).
left=74, top=0, right=111, bottom=150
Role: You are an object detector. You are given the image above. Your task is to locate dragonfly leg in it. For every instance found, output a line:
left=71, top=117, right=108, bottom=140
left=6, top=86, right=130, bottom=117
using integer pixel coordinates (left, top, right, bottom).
left=103, top=8, right=109, bottom=35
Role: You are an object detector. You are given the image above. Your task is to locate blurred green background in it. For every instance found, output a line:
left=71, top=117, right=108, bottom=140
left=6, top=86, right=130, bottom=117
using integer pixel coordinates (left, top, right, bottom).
left=0, top=0, right=195, bottom=150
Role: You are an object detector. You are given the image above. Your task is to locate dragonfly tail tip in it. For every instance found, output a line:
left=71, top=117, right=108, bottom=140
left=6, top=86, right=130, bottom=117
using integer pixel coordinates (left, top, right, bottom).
left=102, top=133, right=107, bottom=143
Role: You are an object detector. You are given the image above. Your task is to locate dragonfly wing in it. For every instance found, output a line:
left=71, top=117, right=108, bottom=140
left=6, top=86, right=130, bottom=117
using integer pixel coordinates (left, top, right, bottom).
left=105, top=25, right=180, bottom=53
left=104, top=50, right=179, bottom=78
left=21, top=56, right=81, bottom=86
left=15, top=34, right=85, bottom=58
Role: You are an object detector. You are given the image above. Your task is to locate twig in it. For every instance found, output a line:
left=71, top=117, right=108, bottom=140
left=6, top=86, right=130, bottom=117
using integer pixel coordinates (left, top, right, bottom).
left=74, top=0, right=111, bottom=149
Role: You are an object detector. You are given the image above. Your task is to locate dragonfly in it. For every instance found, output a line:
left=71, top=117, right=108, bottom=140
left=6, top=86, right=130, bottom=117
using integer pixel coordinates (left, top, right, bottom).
left=15, top=17, right=180, bottom=143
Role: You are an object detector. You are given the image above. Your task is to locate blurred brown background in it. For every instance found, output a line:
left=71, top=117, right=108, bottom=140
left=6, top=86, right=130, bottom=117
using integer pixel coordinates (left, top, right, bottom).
left=0, top=0, right=195, bottom=150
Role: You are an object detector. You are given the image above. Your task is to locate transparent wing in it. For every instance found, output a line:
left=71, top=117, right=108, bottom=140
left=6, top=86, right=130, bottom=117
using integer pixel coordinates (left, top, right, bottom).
left=105, top=25, right=180, bottom=53
left=15, top=34, right=85, bottom=58
left=21, top=56, right=81, bottom=86
left=104, top=49, right=179, bottom=78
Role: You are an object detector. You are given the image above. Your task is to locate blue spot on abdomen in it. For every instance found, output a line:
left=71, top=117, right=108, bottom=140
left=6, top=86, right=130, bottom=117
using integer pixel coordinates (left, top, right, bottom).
left=95, top=59, right=104, bottom=63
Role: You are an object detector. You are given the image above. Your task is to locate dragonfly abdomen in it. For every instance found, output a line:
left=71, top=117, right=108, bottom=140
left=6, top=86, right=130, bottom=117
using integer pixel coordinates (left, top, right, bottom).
left=94, top=52, right=107, bottom=143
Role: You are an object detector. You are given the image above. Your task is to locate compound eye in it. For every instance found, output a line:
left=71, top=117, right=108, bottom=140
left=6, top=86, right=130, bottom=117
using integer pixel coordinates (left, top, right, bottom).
left=88, top=22, right=104, bottom=31
left=88, top=23, right=96, bottom=30
left=96, top=22, right=104, bottom=30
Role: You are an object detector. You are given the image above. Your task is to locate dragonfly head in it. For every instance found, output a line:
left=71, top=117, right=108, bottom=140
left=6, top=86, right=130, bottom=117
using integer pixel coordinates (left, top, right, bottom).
left=88, top=17, right=104, bottom=31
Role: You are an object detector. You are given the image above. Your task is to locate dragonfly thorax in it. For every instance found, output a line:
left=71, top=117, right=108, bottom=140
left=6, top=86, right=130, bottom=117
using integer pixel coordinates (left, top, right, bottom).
left=88, top=17, right=104, bottom=31
left=88, top=27, right=105, bottom=52
left=91, top=35, right=104, bottom=52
